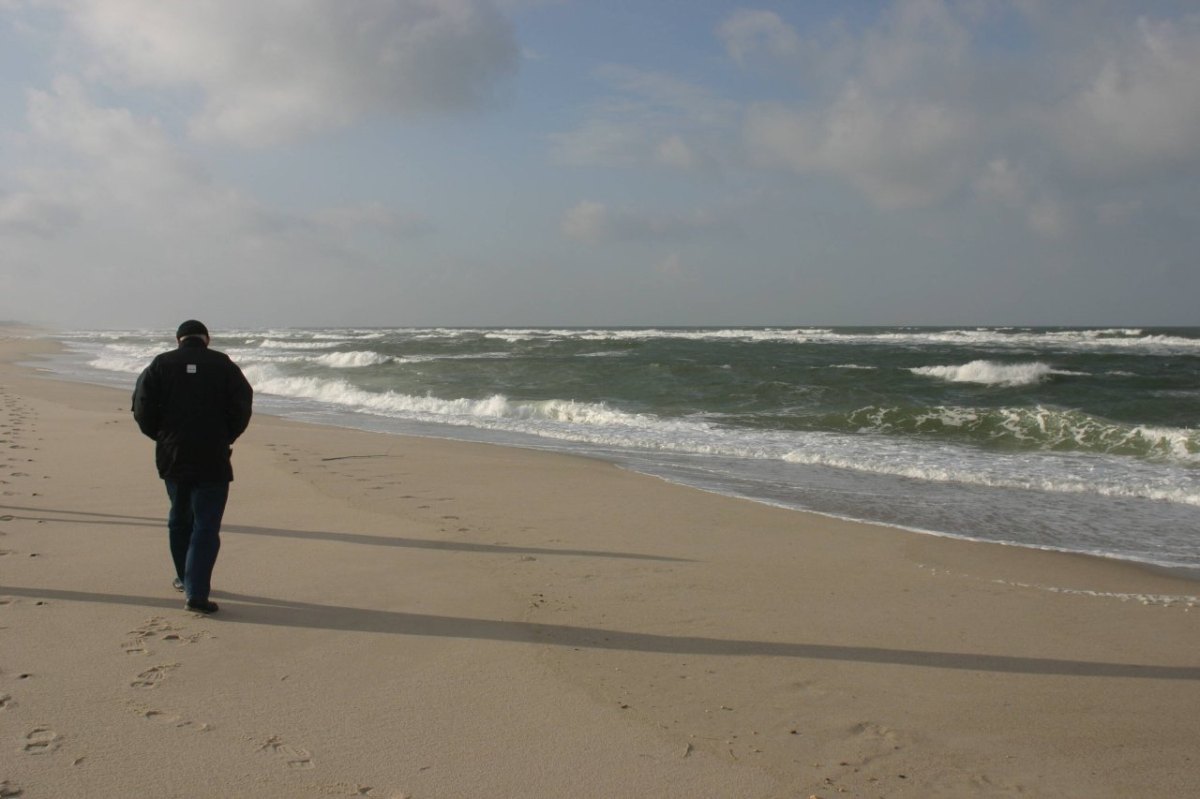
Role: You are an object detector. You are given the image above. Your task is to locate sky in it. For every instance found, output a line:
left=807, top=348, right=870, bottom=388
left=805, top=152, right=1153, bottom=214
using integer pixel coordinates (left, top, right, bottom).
left=1, top=0, right=1198, bottom=329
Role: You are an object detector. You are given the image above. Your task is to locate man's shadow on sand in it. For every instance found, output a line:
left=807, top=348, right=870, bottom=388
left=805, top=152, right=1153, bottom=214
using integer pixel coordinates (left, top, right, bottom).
left=0, top=503, right=690, bottom=562
left=2, top=585, right=1199, bottom=680
left=3, top=503, right=1199, bottom=681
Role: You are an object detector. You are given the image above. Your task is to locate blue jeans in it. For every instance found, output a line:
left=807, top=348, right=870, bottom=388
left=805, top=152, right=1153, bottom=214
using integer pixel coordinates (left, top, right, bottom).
left=165, top=480, right=229, bottom=602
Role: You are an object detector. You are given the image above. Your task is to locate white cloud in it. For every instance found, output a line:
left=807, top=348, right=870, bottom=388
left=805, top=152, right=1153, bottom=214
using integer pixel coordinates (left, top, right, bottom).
left=1026, top=198, right=1068, bottom=238
left=561, top=201, right=733, bottom=244
left=973, top=159, right=1026, bottom=207
left=561, top=200, right=609, bottom=243
left=734, top=2, right=1200, bottom=215
left=54, top=0, right=520, bottom=146
left=1054, top=15, right=1200, bottom=178
left=549, top=115, right=645, bottom=168
left=654, top=134, right=695, bottom=169
left=0, top=78, right=432, bottom=324
left=746, top=84, right=976, bottom=209
left=654, top=251, right=685, bottom=279
left=25, top=77, right=190, bottom=192
left=718, top=9, right=802, bottom=67
left=973, top=159, right=1068, bottom=237
left=13, top=76, right=280, bottom=242
left=857, top=0, right=972, bottom=92
left=549, top=66, right=736, bottom=170
left=732, top=2, right=980, bottom=209
left=311, top=202, right=434, bottom=239
left=0, top=191, right=80, bottom=237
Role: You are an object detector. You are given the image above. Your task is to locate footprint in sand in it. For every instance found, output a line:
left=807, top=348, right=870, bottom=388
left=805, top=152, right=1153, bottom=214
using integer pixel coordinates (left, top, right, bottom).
left=0, top=693, right=13, bottom=709
left=132, top=616, right=177, bottom=633
left=321, top=782, right=386, bottom=796
left=22, top=727, right=61, bottom=754
left=259, top=735, right=315, bottom=769
left=122, top=616, right=185, bottom=655
left=925, top=770, right=1029, bottom=796
left=837, top=720, right=905, bottom=767
left=124, top=614, right=213, bottom=652
left=122, top=639, right=149, bottom=656
left=0, top=779, right=23, bottom=798
left=130, top=704, right=212, bottom=732
left=130, top=663, right=179, bottom=689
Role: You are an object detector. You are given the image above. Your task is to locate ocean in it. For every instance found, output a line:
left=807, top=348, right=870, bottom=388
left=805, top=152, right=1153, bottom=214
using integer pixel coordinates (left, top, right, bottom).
left=44, top=326, right=1200, bottom=572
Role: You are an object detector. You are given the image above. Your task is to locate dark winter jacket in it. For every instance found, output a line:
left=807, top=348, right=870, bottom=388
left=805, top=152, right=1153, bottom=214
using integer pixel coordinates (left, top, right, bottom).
left=132, top=337, right=253, bottom=481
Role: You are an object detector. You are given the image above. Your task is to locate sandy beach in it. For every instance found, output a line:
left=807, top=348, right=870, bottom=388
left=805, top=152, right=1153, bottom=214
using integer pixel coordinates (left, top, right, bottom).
left=2, top=329, right=1198, bottom=799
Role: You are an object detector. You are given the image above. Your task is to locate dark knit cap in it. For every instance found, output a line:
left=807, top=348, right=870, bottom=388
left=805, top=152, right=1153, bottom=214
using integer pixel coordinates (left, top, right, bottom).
left=176, top=320, right=209, bottom=339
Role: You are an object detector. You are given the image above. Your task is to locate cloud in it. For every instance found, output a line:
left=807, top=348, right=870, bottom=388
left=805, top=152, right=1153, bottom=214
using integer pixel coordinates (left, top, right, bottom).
left=0, top=192, right=80, bottom=237
left=655, top=134, right=695, bottom=169
left=973, top=159, right=1026, bottom=207
left=1052, top=15, right=1200, bottom=179
left=560, top=200, right=608, bottom=242
left=731, top=1, right=1200, bottom=220
left=746, top=85, right=976, bottom=209
left=732, top=2, right=981, bottom=208
left=973, top=159, right=1070, bottom=237
left=16, top=77, right=256, bottom=228
left=310, top=202, right=434, bottom=239
left=1025, top=198, right=1068, bottom=238
left=654, top=252, right=685, bottom=280
left=855, top=0, right=972, bottom=92
left=26, top=76, right=189, bottom=179
left=718, top=9, right=802, bottom=67
left=549, top=65, right=736, bottom=170
left=561, top=200, right=733, bottom=244
left=0, top=77, right=433, bottom=324
left=54, top=0, right=520, bottom=146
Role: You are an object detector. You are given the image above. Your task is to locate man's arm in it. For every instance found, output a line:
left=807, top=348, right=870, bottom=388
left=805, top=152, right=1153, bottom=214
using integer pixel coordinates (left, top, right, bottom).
left=131, top=365, right=161, bottom=440
left=226, top=363, right=253, bottom=443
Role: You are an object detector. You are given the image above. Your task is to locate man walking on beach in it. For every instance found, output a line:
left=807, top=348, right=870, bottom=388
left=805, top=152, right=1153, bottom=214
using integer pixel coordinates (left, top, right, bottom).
left=132, top=320, right=253, bottom=614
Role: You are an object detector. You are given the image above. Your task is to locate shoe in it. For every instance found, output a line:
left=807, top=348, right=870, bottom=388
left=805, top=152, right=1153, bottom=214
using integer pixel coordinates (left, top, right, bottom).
left=184, top=598, right=219, bottom=614
left=172, top=577, right=184, bottom=592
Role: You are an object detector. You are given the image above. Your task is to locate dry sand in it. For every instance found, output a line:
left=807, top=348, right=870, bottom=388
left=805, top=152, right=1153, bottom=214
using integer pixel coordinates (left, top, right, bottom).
left=1, top=329, right=1198, bottom=798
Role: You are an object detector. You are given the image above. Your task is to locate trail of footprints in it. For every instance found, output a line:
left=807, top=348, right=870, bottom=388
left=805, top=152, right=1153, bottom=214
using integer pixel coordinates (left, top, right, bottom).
left=120, top=617, right=208, bottom=739
left=1, top=387, right=46, bottom=798
left=117, top=616, right=318, bottom=772
left=122, top=616, right=211, bottom=656
left=7, top=613, right=315, bottom=781
left=0, top=394, right=319, bottom=786
left=0, top=415, right=402, bottom=791
left=1, top=386, right=45, bottom=500
left=1, top=387, right=45, bottom=575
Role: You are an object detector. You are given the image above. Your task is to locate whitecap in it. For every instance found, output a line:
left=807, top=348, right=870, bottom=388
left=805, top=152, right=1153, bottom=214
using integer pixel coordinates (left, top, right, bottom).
left=312, top=351, right=393, bottom=368
left=911, top=360, right=1062, bottom=387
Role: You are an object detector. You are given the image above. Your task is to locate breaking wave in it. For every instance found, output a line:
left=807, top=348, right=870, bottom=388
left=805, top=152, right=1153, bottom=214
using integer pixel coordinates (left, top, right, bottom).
left=910, top=360, right=1082, bottom=387
left=838, top=405, right=1199, bottom=461
left=311, top=351, right=393, bottom=368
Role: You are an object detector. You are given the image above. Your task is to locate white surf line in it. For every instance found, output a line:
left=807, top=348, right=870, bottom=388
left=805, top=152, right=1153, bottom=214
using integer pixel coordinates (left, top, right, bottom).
left=916, top=564, right=1198, bottom=609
